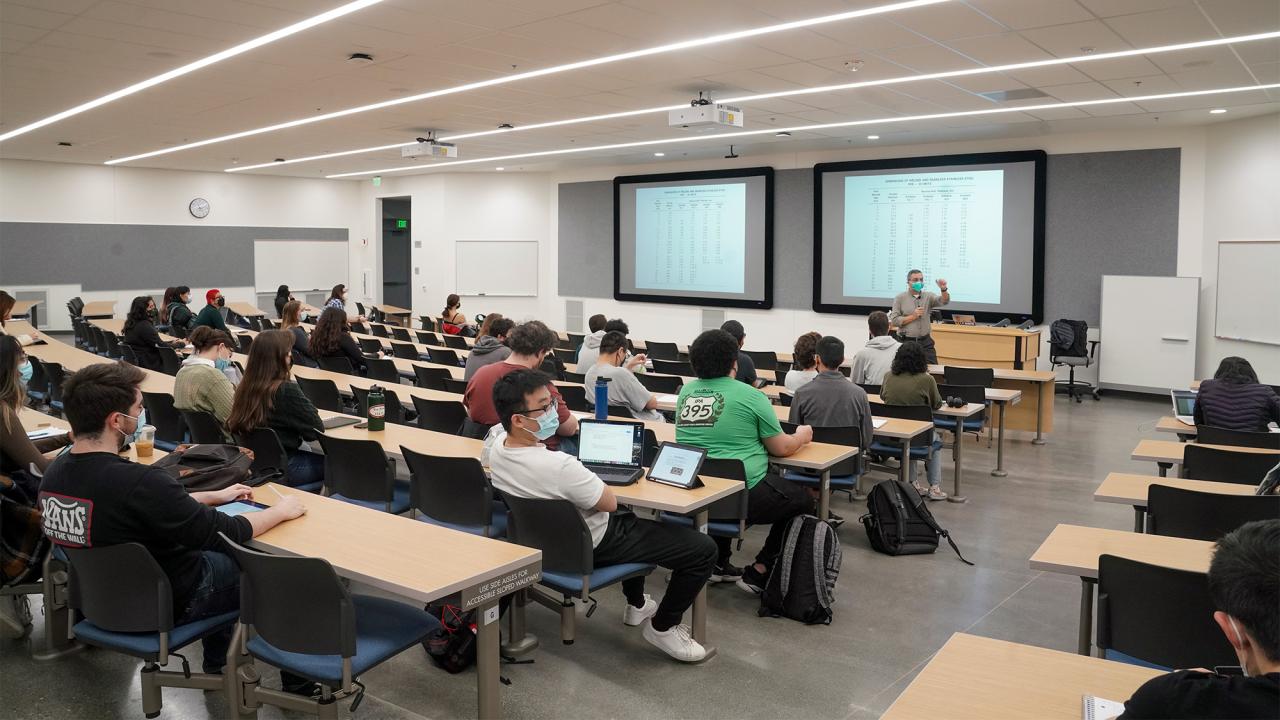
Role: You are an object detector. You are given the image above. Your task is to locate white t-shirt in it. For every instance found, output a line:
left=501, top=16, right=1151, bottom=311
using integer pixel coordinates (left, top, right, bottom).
left=485, top=430, right=609, bottom=547
left=784, top=369, right=818, bottom=393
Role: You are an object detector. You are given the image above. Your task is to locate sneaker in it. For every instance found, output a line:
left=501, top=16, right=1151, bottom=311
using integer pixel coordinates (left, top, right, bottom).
left=927, top=486, right=949, bottom=501
left=0, top=594, right=33, bottom=640
left=622, top=594, right=658, bottom=627
left=912, top=481, right=928, bottom=496
left=709, top=562, right=743, bottom=583
left=735, top=564, right=768, bottom=595
left=642, top=621, right=707, bottom=662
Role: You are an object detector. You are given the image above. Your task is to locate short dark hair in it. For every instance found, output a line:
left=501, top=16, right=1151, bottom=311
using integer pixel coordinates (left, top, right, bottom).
left=507, top=320, right=557, bottom=356
left=792, top=331, right=821, bottom=370
left=62, top=362, right=146, bottom=438
left=907, top=269, right=923, bottom=279
left=603, top=319, right=629, bottom=335
left=816, top=336, right=845, bottom=370
left=175, top=285, right=190, bottom=296
left=1214, top=356, right=1259, bottom=385
left=599, top=331, right=628, bottom=356
left=588, top=314, right=607, bottom=333
left=1208, top=520, right=1280, bottom=661
left=868, top=311, right=890, bottom=336
left=492, top=368, right=553, bottom=432
left=489, top=317, right=515, bottom=339
left=689, top=329, right=739, bottom=379
left=720, top=320, right=745, bottom=342
left=890, top=341, right=928, bottom=376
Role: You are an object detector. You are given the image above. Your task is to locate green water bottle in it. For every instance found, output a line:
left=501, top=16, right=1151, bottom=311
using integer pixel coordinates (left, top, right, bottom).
left=367, top=384, right=386, bottom=432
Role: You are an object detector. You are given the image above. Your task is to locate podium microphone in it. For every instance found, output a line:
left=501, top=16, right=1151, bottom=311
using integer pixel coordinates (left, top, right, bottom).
left=993, top=318, right=1011, bottom=328
left=1016, top=319, right=1035, bottom=330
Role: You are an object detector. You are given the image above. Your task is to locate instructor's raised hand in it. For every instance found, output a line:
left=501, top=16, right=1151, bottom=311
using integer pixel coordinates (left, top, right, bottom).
left=935, top=278, right=948, bottom=290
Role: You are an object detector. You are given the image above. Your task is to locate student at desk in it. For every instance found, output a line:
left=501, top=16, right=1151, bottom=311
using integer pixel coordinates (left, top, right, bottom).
left=1, top=336, right=70, bottom=487
left=465, top=315, right=514, bottom=381
left=584, top=331, right=660, bottom=422
left=789, top=336, right=874, bottom=465
left=278, top=300, right=317, bottom=368
left=464, top=321, right=577, bottom=451
left=165, top=286, right=195, bottom=338
left=719, top=320, right=759, bottom=387
left=308, top=306, right=369, bottom=375
left=880, top=342, right=947, bottom=501
left=577, top=317, right=629, bottom=372
left=1194, top=357, right=1280, bottom=433
left=191, top=289, right=229, bottom=333
left=849, top=311, right=901, bottom=385
left=0, top=291, right=37, bottom=346
left=486, top=368, right=716, bottom=662
left=122, top=296, right=184, bottom=371
left=784, top=331, right=821, bottom=392
left=1120, top=519, right=1280, bottom=719
left=174, top=327, right=238, bottom=429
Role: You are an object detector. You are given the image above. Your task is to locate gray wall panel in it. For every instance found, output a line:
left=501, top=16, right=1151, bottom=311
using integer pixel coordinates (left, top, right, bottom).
left=556, top=182, right=614, bottom=299
left=773, top=169, right=812, bottom=310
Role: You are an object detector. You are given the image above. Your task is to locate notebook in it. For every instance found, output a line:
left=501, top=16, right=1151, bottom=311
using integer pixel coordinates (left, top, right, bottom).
left=26, top=427, right=69, bottom=440
left=577, top=419, right=644, bottom=486
left=1083, top=695, right=1125, bottom=720
left=1171, top=390, right=1197, bottom=425
left=872, top=418, right=888, bottom=429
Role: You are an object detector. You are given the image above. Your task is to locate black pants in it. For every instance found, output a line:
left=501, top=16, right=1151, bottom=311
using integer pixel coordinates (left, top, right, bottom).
left=900, top=334, right=938, bottom=364
left=592, top=512, right=716, bottom=631
left=714, top=473, right=814, bottom=569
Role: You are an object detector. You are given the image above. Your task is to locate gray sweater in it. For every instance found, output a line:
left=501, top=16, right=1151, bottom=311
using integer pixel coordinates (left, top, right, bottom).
left=464, top=336, right=512, bottom=381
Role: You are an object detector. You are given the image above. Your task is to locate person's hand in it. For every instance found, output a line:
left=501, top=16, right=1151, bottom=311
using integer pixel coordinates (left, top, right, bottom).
left=626, top=353, right=647, bottom=370
left=793, top=424, right=814, bottom=445
left=936, top=278, right=948, bottom=290
left=273, top=495, right=307, bottom=520
left=215, top=484, right=254, bottom=504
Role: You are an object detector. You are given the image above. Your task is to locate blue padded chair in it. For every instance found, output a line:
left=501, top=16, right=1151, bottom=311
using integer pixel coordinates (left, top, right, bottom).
left=64, top=543, right=232, bottom=718
left=402, top=449, right=507, bottom=538
left=659, top=457, right=748, bottom=547
left=779, top=424, right=864, bottom=498
left=219, top=533, right=438, bottom=714
left=868, top=402, right=942, bottom=462
left=942, top=366, right=994, bottom=445
left=142, top=391, right=186, bottom=451
left=41, top=360, right=68, bottom=415
left=316, top=434, right=409, bottom=514
left=933, top=384, right=987, bottom=448
left=503, top=494, right=654, bottom=645
left=23, top=355, right=50, bottom=406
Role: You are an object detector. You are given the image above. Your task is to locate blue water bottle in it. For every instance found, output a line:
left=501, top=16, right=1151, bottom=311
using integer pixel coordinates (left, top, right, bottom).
left=594, top=377, right=610, bottom=420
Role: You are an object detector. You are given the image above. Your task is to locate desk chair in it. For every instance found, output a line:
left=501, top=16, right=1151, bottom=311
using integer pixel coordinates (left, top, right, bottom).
left=349, top=321, right=368, bottom=335
left=442, top=377, right=468, bottom=395
left=402, top=450, right=506, bottom=538
left=88, top=325, right=109, bottom=356
left=119, top=344, right=140, bottom=367
left=64, top=543, right=234, bottom=718
left=566, top=331, right=584, bottom=350
left=555, top=334, right=574, bottom=351
left=636, top=372, right=682, bottom=394
left=1049, top=319, right=1099, bottom=402
left=245, top=316, right=263, bottom=332
left=102, top=331, right=124, bottom=360
left=562, top=370, right=586, bottom=384
left=743, top=350, right=778, bottom=371
left=418, top=316, right=437, bottom=332
left=540, top=357, right=565, bottom=381
left=236, top=334, right=254, bottom=355
left=553, top=347, right=577, bottom=364
left=316, top=435, right=408, bottom=514
left=1145, top=485, right=1280, bottom=541
left=411, top=365, right=452, bottom=391
left=856, top=383, right=881, bottom=396
left=369, top=323, right=389, bottom=338
left=942, top=367, right=994, bottom=445
left=1097, top=554, right=1235, bottom=670
left=776, top=360, right=792, bottom=378
left=652, top=359, right=693, bottom=376
left=391, top=341, right=424, bottom=362
left=181, top=410, right=225, bottom=444
left=935, top=384, right=987, bottom=449
left=364, top=358, right=401, bottom=385
left=350, top=385, right=410, bottom=426
left=317, top=356, right=356, bottom=376
left=156, top=346, right=183, bottom=376
left=357, top=337, right=383, bottom=356
left=295, top=377, right=344, bottom=414
left=661, top=456, right=749, bottom=561
left=236, top=427, right=322, bottom=493
left=67, top=296, right=84, bottom=321
left=442, top=334, right=469, bottom=350
left=641, top=341, right=677, bottom=361
left=427, top=347, right=461, bottom=367
left=1196, top=425, right=1280, bottom=450
left=23, top=358, right=50, bottom=407
left=779, top=424, right=864, bottom=498
left=1183, top=445, right=1278, bottom=484
left=868, top=402, right=942, bottom=484
left=219, top=534, right=438, bottom=719
left=503, top=495, right=655, bottom=645
left=411, top=396, right=467, bottom=435
left=142, top=392, right=185, bottom=451
left=559, top=384, right=588, bottom=412
left=71, top=317, right=89, bottom=350
left=40, top=360, right=67, bottom=415
left=389, top=327, right=412, bottom=342
left=415, top=330, right=441, bottom=346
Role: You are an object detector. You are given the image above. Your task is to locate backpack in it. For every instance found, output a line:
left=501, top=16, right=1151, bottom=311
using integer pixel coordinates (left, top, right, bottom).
left=757, top=515, right=841, bottom=625
left=152, top=444, right=264, bottom=492
left=861, top=480, right=973, bottom=565
left=422, top=600, right=478, bottom=673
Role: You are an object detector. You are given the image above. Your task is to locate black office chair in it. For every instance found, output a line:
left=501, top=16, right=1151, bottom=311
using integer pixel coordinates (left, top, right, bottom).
left=369, top=323, right=389, bottom=339
left=1096, top=554, right=1235, bottom=671
left=442, top=335, right=469, bottom=350
left=411, top=396, right=467, bottom=435
left=743, top=350, right=778, bottom=371
left=1196, top=425, right=1280, bottom=450
left=389, top=327, right=412, bottom=342
left=42, top=361, right=67, bottom=415
left=868, top=402, right=942, bottom=473
left=660, top=457, right=749, bottom=553
left=402, top=450, right=506, bottom=538
left=428, top=347, right=461, bottom=367
left=357, top=337, right=384, bottom=355
left=180, top=410, right=225, bottom=444
left=102, top=331, right=124, bottom=360
left=643, top=341, right=679, bottom=361
left=777, top=360, right=793, bottom=377
left=235, top=427, right=306, bottom=490
left=942, top=365, right=993, bottom=387
left=416, top=331, right=441, bottom=346
left=119, top=344, right=140, bottom=367
left=88, top=325, right=109, bottom=357
left=558, top=384, right=588, bottom=412
left=245, top=316, right=263, bottom=332
left=317, top=356, right=356, bottom=375
left=540, top=357, right=564, bottom=380
left=412, top=365, right=452, bottom=391
left=418, top=316, right=437, bottom=333
left=157, top=346, right=183, bottom=376
left=442, top=377, right=468, bottom=395
left=234, top=334, right=252, bottom=355
left=389, top=342, right=419, bottom=362
left=142, top=391, right=185, bottom=451
left=856, top=383, right=881, bottom=396
left=349, top=321, right=369, bottom=335
left=651, top=359, right=693, bottom=376
left=1049, top=319, right=1099, bottom=402
left=364, top=357, right=401, bottom=384
left=935, top=383, right=988, bottom=446
left=553, top=347, right=577, bottom=364
left=636, top=372, right=682, bottom=394
left=562, top=370, right=586, bottom=384
left=1146, top=484, right=1280, bottom=541
left=295, top=376, right=344, bottom=413
left=350, top=385, right=408, bottom=426
left=1183, top=445, right=1279, bottom=484
left=316, top=434, right=407, bottom=514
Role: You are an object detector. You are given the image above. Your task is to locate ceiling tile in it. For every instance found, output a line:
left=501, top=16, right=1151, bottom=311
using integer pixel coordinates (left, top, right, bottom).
left=809, top=16, right=925, bottom=51
left=962, top=0, right=1094, bottom=30
left=1198, top=0, right=1280, bottom=35
left=873, top=43, right=983, bottom=74
left=1103, top=5, right=1219, bottom=47
left=0, top=3, right=77, bottom=30
left=1076, top=55, right=1166, bottom=80
left=886, top=3, right=1008, bottom=41
left=1075, top=0, right=1193, bottom=17
left=1019, top=20, right=1133, bottom=57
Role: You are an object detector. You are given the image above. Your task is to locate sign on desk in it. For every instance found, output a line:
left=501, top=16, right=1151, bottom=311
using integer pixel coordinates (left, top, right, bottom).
left=460, top=563, right=542, bottom=610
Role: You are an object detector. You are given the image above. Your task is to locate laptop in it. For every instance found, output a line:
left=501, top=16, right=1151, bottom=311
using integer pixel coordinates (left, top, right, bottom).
left=951, top=314, right=976, bottom=326
left=647, top=442, right=707, bottom=489
left=577, top=419, right=644, bottom=486
left=1171, top=390, right=1197, bottom=425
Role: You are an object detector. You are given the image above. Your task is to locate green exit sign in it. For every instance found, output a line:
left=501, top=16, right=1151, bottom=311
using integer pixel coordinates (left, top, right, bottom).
left=396, top=219, right=408, bottom=229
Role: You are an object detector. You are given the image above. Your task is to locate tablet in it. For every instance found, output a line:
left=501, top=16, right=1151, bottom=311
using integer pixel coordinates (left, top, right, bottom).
left=216, top=500, right=270, bottom=517
left=647, top=442, right=706, bottom=489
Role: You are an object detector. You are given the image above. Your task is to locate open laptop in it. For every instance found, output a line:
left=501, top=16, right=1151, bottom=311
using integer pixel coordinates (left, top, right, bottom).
left=577, top=419, right=644, bottom=486
left=951, top=314, right=977, bottom=326
left=647, top=442, right=707, bottom=489
left=1171, top=390, right=1197, bottom=425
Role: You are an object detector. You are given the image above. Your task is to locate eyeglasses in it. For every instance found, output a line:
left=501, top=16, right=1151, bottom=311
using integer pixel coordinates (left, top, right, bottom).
left=518, top=399, right=557, bottom=418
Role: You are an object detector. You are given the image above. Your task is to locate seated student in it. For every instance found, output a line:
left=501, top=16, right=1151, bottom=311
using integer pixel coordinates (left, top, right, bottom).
left=323, top=284, right=366, bottom=324
left=273, top=285, right=293, bottom=319
left=278, top=300, right=318, bottom=368
left=174, top=327, right=237, bottom=429
left=1119, top=519, right=1280, bottom=719
left=157, top=287, right=177, bottom=329
left=584, top=331, right=660, bottom=422
left=441, top=293, right=475, bottom=336
left=465, top=315, right=514, bottom=381
left=308, top=306, right=369, bottom=375
left=122, top=296, right=184, bottom=371
left=36, top=362, right=307, bottom=674
left=879, top=342, right=947, bottom=501
left=577, top=314, right=607, bottom=365
left=166, top=286, right=196, bottom=338
left=784, top=331, right=822, bottom=393
left=1, top=336, right=70, bottom=489
left=227, top=330, right=326, bottom=488
left=191, top=289, right=229, bottom=333
left=577, top=317, right=629, bottom=372
left=789, top=336, right=874, bottom=461
left=463, top=321, right=577, bottom=450
left=676, top=329, right=813, bottom=591
left=1194, top=357, right=1280, bottom=433
left=849, top=311, right=901, bottom=385
left=719, top=320, right=759, bottom=387
left=486, top=369, right=715, bottom=661
left=0, top=291, right=39, bottom=346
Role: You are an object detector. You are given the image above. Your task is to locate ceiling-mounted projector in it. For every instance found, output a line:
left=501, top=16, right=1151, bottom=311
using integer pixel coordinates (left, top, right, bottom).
left=402, top=140, right=458, bottom=159
left=668, top=93, right=743, bottom=130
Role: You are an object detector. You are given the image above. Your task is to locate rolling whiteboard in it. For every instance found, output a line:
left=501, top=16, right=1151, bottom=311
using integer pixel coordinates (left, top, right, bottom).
left=1215, top=240, right=1280, bottom=345
left=456, top=241, right=538, bottom=296
left=253, top=239, right=349, bottom=293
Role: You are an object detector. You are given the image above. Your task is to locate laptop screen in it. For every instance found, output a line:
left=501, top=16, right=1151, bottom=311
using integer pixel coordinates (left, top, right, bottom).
left=577, top=421, right=641, bottom=467
left=1172, top=391, right=1196, bottom=417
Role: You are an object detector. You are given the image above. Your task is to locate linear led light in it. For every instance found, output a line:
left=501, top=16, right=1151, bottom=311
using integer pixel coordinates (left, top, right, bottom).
left=0, top=0, right=385, bottom=144
left=227, top=29, right=1280, bottom=173
left=326, top=83, right=1280, bottom=178
left=105, top=0, right=948, bottom=165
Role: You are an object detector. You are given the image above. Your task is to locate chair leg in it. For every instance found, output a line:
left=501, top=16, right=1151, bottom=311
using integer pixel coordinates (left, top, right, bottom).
left=140, top=663, right=163, bottom=719
left=560, top=597, right=576, bottom=645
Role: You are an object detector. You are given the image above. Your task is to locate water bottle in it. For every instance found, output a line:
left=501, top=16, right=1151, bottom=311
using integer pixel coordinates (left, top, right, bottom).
left=594, top=377, right=610, bottom=420
left=367, top=384, right=386, bottom=432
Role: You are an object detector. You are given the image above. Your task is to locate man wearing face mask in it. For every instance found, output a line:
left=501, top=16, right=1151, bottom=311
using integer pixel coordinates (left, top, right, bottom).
left=37, top=362, right=306, bottom=674
left=191, top=288, right=229, bottom=333
left=887, top=269, right=949, bottom=364
left=1119, top=519, right=1279, bottom=719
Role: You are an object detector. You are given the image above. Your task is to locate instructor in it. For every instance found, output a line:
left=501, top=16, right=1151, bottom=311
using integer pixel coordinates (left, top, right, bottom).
left=887, top=269, right=949, bottom=364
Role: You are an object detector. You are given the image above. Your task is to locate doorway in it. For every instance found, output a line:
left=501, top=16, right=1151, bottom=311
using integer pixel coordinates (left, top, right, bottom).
left=380, top=197, right=412, bottom=310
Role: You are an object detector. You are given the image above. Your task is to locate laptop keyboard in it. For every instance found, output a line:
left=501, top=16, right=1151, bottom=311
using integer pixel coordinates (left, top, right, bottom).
left=593, top=466, right=641, bottom=485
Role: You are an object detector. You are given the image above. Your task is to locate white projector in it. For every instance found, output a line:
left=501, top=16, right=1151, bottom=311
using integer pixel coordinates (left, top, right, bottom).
left=668, top=103, right=744, bottom=130
left=401, top=141, right=458, bottom=159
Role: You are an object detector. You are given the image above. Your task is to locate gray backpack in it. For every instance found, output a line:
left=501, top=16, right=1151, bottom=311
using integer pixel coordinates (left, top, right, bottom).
left=758, top=515, right=841, bottom=625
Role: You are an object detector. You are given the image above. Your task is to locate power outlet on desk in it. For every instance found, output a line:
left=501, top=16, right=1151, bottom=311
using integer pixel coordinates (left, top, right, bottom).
left=483, top=605, right=500, bottom=625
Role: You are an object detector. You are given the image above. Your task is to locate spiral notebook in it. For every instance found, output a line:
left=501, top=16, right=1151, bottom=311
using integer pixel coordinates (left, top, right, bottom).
left=1083, top=695, right=1125, bottom=720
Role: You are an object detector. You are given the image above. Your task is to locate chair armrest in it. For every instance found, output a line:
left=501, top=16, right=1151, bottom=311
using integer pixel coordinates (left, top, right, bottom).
left=1087, top=339, right=1099, bottom=358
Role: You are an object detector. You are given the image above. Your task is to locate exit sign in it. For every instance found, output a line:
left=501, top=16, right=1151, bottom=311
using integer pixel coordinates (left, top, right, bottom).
left=396, top=219, right=408, bottom=228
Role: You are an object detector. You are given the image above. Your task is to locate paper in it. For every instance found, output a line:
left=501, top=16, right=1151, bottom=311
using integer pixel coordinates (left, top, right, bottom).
left=872, top=418, right=888, bottom=429
left=27, top=427, right=69, bottom=440
left=655, top=393, right=680, bottom=404
left=1083, top=695, right=1125, bottom=720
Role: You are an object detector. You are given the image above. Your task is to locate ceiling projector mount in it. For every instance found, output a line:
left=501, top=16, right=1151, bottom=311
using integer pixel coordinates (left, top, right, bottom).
left=402, top=130, right=457, bottom=159
left=669, top=91, right=744, bottom=131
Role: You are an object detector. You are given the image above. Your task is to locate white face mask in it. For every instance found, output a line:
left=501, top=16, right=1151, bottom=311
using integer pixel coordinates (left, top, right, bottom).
left=1229, top=617, right=1251, bottom=677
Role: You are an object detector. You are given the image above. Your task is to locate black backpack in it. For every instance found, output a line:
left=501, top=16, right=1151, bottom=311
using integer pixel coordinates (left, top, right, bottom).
left=861, top=480, right=973, bottom=565
left=422, top=601, right=478, bottom=673
left=758, top=515, right=841, bottom=625
left=152, top=444, right=266, bottom=492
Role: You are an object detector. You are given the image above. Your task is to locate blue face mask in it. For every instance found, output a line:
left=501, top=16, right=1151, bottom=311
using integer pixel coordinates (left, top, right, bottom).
left=523, top=401, right=560, bottom=441
left=116, top=409, right=147, bottom=448
left=18, top=360, right=33, bottom=385
left=911, top=281, right=925, bottom=292
left=214, top=358, right=230, bottom=371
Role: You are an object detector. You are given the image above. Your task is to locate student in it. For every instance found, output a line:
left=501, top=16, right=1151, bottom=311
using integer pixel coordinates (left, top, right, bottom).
left=36, top=362, right=307, bottom=674
left=463, top=320, right=577, bottom=450
left=1119, top=519, right=1279, bottom=719
left=278, top=300, right=317, bottom=368
left=789, top=336, right=874, bottom=462
left=880, top=342, right=947, bottom=501
left=324, top=284, right=347, bottom=313
left=122, top=296, right=183, bottom=371
left=465, top=315, right=514, bottom=381
left=226, top=330, right=326, bottom=488
left=191, top=289, right=229, bottom=333
left=0, top=291, right=38, bottom=346
left=1194, top=357, right=1280, bottom=433
left=784, top=331, right=822, bottom=392
left=849, top=311, right=901, bottom=385
left=442, top=293, right=468, bottom=328
left=308, top=306, right=368, bottom=375
left=486, top=368, right=715, bottom=661
left=577, top=317, right=628, bottom=372
left=577, top=314, right=607, bottom=364
left=584, top=331, right=660, bottom=421
left=676, top=329, right=813, bottom=590
left=273, top=285, right=293, bottom=319
left=158, top=287, right=177, bottom=327
left=166, top=286, right=196, bottom=337
left=0, top=336, right=70, bottom=487
left=174, top=326, right=237, bottom=428
left=720, top=320, right=759, bottom=387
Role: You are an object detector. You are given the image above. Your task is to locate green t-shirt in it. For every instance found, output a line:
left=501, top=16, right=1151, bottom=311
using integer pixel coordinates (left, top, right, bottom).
left=675, top=376, right=782, bottom=488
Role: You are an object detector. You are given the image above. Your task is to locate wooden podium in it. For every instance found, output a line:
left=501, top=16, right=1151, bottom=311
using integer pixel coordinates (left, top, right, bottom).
left=931, top=324, right=1040, bottom=371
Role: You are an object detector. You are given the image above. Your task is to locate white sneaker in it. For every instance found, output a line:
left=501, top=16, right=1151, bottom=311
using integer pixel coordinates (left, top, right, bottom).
left=622, top=594, right=658, bottom=627
left=0, top=594, right=33, bottom=640
left=642, top=621, right=707, bottom=662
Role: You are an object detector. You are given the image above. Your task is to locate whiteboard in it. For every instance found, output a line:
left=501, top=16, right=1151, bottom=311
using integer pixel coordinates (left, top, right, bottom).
left=1100, top=275, right=1199, bottom=392
left=254, top=240, right=349, bottom=293
left=455, top=241, right=538, bottom=297
left=1215, top=241, right=1280, bottom=346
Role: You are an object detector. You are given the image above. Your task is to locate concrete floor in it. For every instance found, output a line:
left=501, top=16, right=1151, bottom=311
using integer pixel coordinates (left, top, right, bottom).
left=0, top=391, right=1172, bottom=719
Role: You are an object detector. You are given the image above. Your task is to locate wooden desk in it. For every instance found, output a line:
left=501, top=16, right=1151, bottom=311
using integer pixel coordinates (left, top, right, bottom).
left=9, top=299, right=40, bottom=329
left=1029, top=524, right=1214, bottom=655
left=1094, top=472, right=1256, bottom=531
left=1156, top=416, right=1196, bottom=437
left=373, top=305, right=412, bottom=326
left=931, top=324, right=1041, bottom=371
left=929, top=363, right=1055, bottom=442
left=866, top=394, right=993, bottom=496
left=881, top=633, right=1160, bottom=720
left=1130, top=439, right=1280, bottom=476
left=80, top=300, right=115, bottom=319
left=24, top=326, right=175, bottom=395
left=226, top=302, right=265, bottom=319
left=18, top=407, right=164, bottom=466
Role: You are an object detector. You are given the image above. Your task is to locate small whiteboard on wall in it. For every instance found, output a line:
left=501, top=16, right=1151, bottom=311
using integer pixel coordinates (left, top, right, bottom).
left=1215, top=240, right=1280, bottom=346
left=455, top=241, right=538, bottom=296
left=254, top=240, right=349, bottom=293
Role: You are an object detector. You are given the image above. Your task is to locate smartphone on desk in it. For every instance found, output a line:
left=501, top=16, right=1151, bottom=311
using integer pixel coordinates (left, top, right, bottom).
left=354, top=421, right=369, bottom=429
